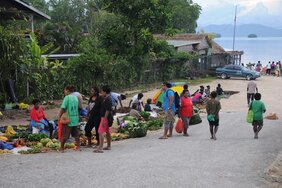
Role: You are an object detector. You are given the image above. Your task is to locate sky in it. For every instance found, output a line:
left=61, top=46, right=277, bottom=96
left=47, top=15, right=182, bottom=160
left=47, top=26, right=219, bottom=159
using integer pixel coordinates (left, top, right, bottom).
left=194, top=0, right=282, bottom=28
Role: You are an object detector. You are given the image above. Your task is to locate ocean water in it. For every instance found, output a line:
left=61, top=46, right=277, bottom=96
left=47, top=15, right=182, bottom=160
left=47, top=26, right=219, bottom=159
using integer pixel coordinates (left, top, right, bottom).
left=215, top=37, right=282, bottom=66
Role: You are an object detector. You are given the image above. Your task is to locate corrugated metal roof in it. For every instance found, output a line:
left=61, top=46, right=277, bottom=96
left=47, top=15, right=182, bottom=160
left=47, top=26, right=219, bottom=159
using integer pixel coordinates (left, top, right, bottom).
left=0, top=0, right=50, bottom=20
left=167, top=40, right=200, bottom=47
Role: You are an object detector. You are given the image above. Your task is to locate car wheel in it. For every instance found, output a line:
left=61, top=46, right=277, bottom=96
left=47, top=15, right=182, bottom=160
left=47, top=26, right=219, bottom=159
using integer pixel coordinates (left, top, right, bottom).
left=221, top=73, right=227, bottom=79
left=246, top=74, right=252, bottom=80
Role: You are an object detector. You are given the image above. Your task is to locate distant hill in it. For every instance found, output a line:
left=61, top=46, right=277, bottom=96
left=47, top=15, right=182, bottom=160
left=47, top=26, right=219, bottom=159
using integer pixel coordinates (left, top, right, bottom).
left=198, top=24, right=282, bottom=37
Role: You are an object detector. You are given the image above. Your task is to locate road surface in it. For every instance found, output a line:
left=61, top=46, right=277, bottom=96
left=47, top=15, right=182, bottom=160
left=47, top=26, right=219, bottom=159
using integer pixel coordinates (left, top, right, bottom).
left=1, top=76, right=282, bottom=188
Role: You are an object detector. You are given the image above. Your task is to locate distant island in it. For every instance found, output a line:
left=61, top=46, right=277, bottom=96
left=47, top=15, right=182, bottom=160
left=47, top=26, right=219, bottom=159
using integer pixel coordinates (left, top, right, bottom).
left=198, top=24, right=282, bottom=37
left=248, top=34, right=258, bottom=38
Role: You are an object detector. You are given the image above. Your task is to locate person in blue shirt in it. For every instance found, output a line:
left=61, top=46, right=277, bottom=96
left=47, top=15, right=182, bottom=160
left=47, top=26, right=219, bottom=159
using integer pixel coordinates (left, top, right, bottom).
left=144, top=98, right=152, bottom=112
left=159, top=82, right=175, bottom=139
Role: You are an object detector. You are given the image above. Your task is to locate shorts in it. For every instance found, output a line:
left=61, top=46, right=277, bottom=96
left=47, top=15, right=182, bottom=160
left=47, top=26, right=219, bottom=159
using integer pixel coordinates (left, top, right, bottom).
left=164, top=111, right=175, bottom=129
left=252, top=120, right=263, bottom=126
left=208, top=119, right=219, bottom=126
left=98, top=117, right=110, bottom=134
left=62, top=124, right=80, bottom=140
left=181, top=117, right=190, bottom=129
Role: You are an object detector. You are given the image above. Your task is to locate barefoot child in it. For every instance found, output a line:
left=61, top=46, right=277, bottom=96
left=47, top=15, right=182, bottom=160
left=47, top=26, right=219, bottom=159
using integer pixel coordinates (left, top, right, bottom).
left=206, top=91, right=221, bottom=140
left=250, top=93, right=266, bottom=139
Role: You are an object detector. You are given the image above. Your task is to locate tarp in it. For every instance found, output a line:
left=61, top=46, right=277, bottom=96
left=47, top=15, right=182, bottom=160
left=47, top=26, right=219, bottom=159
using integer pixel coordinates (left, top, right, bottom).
left=153, top=85, right=184, bottom=104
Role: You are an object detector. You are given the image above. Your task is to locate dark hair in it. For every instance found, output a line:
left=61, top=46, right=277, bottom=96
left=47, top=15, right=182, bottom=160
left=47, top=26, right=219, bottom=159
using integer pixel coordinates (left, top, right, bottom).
left=200, top=85, right=204, bottom=89
left=183, top=89, right=189, bottom=94
left=183, top=84, right=188, bottom=90
left=254, top=93, right=261, bottom=100
left=207, top=85, right=210, bottom=88
left=218, top=84, right=221, bottom=87
left=92, top=86, right=99, bottom=95
left=210, top=91, right=217, bottom=98
left=65, top=85, right=74, bottom=92
left=101, top=85, right=111, bottom=94
left=147, top=98, right=152, bottom=104
left=163, top=82, right=172, bottom=88
left=132, top=103, right=137, bottom=110
left=32, top=99, right=40, bottom=105
left=138, top=93, right=144, bottom=99
left=120, top=94, right=126, bottom=100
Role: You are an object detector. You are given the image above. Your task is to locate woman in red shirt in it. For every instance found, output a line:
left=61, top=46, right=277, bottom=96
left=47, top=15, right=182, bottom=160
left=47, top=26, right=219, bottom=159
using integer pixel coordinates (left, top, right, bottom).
left=179, top=90, right=193, bottom=136
left=30, top=99, right=53, bottom=138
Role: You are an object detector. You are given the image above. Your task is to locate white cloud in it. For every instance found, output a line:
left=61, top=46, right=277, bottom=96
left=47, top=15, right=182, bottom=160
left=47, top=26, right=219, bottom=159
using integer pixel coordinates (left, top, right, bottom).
left=194, top=0, right=282, bottom=27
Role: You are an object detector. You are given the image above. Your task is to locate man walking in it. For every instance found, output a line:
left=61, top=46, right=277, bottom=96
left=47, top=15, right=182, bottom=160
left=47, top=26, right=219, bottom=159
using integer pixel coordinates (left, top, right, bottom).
left=247, top=80, right=258, bottom=105
left=159, top=82, right=176, bottom=139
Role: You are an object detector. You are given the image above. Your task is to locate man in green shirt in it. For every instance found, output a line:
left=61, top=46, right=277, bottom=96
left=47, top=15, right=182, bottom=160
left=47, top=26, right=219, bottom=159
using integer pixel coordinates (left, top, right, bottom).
left=250, top=93, right=266, bottom=139
left=59, top=86, right=80, bottom=152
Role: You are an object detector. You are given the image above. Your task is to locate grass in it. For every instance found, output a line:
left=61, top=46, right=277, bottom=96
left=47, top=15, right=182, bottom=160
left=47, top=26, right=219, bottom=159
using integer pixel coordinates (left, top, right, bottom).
left=120, top=76, right=217, bottom=97
left=172, top=76, right=217, bottom=86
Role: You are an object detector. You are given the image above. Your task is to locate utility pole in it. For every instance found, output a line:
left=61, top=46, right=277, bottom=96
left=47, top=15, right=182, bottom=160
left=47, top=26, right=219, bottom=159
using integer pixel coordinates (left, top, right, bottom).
left=232, top=5, right=237, bottom=64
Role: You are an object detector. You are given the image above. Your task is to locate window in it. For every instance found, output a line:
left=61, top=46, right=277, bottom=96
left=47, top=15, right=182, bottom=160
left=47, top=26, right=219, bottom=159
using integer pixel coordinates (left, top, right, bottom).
left=225, top=65, right=234, bottom=70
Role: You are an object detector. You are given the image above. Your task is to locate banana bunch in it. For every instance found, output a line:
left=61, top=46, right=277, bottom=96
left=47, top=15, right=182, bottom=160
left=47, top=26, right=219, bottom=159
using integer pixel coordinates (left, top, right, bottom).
left=5, top=125, right=16, bottom=137
left=0, top=149, right=12, bottom=154
left=19, top=103, right=29, bottom=110
left=0, top=136, right=8, bottom=142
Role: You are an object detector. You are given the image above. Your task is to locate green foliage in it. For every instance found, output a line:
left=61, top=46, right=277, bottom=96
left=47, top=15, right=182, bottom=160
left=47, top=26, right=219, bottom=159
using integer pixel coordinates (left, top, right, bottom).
left=168, top=0, right=201, bottom=33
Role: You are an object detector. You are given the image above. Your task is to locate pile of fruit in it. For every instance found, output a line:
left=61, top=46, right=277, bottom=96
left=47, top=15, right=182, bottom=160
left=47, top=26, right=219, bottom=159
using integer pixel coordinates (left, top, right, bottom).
left=111, top=133, right=129, bottom=141
left=0, top=149, right=12, bottom=154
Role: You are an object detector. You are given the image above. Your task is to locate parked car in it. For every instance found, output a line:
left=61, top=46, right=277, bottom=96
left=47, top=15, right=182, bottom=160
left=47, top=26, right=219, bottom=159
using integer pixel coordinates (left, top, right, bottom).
left=216, top=64, right=260, bottom=80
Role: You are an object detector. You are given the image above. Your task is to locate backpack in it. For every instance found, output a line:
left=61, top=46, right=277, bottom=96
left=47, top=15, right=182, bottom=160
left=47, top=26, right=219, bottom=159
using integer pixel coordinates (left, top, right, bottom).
left=166, top=89, right=180, bottom=110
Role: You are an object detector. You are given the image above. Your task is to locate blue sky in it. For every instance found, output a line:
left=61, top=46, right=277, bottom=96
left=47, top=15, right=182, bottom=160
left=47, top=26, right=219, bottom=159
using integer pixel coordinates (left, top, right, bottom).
left=194, top=0, right=282, bottom=28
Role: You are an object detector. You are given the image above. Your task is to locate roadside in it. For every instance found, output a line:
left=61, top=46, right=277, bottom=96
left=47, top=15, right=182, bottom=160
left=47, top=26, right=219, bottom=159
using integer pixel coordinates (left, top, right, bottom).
left=0, top=77, right=216, bottom=127
left=265, top=151, right=282, bottom=188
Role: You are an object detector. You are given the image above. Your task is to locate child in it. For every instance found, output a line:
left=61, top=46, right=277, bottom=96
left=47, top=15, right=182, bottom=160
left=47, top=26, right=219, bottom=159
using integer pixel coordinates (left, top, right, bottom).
left=144, top=98, right=152, bottom=112
left=250, top=93, right=266, bottom=139
left=206, top=91, right=221, bottom=140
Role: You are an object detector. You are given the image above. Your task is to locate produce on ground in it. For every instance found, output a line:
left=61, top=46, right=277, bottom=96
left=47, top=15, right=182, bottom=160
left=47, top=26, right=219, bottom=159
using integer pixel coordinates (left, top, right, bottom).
left=121, top=118, right=148, bottom=138
left=140, top=111, right=150, bottom=120
left=5, top=125, right=16, bottom=137
left=0, top=149, right=12, bottom=154
left=146, top=119, right=163, bottom=131
left=27, top=133, right=48, bottom=142
left=18, top=146, right=41, bottom=154
left=0, top=136, right=8, bottom=142
left=10, top=132, right=29, bottom=140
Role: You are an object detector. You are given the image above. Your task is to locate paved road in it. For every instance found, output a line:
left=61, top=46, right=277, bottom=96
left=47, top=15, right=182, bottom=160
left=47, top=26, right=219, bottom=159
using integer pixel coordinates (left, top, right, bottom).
left=1, top=111, right=282, bottom=188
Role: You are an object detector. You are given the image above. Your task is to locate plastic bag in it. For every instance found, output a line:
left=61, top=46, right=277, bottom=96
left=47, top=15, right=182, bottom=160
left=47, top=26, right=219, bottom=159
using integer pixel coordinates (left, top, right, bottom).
left=246, top=110, right=253, bottom=123
left=175, top=119, right=183, bottom=133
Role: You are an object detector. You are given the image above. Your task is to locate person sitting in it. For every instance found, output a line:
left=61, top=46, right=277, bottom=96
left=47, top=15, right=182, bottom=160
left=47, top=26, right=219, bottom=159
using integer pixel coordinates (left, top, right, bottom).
left=204, top=85, right=211, bottom=98
left=216, top=84, right=224, bottom=96
left=192, top=85, right=204, bottom=96
left=30, top=99, right=53, bottom=138
left=144, top=98, right=152, bottom=112
left=129, top=104, right=144, bottom=121
left=192, top=91, right=203, bottom=104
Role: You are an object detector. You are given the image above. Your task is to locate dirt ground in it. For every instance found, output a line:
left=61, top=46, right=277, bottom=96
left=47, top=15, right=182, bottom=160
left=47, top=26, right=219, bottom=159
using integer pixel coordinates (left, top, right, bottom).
left=1, top=76, right=281, bottom=125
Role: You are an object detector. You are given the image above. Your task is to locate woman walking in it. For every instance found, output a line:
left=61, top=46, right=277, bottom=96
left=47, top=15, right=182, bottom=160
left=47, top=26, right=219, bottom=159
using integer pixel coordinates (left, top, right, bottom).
left=179, top=90, right=193, bottom=136
left=206, top=91, right=221, bottom=140
left=85, top=86, right=103, bottom=147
